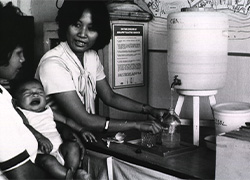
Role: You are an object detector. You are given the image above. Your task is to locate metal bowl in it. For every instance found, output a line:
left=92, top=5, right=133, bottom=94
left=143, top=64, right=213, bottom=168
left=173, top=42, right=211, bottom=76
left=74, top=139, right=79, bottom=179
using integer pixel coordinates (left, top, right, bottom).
left=204, top=135, right=216, bottom=151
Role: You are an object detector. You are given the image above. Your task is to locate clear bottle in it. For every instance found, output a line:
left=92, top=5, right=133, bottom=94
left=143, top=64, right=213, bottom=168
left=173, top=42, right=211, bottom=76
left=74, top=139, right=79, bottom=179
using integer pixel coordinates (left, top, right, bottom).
left=161, top=108, right=181, bottom=148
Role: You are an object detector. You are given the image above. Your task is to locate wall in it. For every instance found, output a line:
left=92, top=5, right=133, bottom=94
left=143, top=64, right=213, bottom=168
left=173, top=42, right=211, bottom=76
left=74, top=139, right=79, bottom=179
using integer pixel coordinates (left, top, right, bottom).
left=0, top=0, right=32, bottom=15
left=31, top=0, right=60, bottom=67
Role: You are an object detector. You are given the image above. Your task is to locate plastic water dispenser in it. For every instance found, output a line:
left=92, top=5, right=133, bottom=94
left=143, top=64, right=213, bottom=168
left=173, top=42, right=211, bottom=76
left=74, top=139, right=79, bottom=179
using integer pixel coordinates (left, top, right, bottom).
left=167, top=9, right=229, bottom=145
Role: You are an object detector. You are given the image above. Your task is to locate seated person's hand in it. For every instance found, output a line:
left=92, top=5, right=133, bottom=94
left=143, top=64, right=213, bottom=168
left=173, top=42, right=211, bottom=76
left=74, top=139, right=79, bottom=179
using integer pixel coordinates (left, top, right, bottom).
left=37, top=135, right=53, bottom=154
left=79, top=129, right=97, bottom=143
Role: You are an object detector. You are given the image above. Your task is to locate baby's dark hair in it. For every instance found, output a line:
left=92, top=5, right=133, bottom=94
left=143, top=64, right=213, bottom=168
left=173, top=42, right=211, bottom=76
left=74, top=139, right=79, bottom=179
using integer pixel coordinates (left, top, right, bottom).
left=56, top=0, right=111, bottom=50
left=10, top=78, right=43, bottom=99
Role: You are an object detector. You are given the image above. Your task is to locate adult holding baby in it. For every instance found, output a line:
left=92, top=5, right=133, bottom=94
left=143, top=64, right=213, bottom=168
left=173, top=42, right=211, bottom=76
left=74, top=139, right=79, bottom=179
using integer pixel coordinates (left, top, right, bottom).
left=0, top=2, right=50, bottom=179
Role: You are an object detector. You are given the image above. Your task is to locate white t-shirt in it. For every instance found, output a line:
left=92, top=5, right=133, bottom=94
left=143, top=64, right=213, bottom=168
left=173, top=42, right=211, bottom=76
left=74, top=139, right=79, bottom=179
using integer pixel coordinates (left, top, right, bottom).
left=0, top=85, right=38, bottom=172
left=35, top=42, right=106, bottom=114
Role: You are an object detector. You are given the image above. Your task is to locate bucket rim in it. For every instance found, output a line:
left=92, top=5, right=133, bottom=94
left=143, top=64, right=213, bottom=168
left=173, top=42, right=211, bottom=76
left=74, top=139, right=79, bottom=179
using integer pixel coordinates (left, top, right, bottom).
left=212, top=102, right=250, bottom=114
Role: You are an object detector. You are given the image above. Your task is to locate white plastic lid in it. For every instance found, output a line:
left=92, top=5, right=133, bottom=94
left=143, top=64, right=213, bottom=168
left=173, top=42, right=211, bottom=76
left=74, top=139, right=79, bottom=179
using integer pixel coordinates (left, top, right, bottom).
left=212, top=102, right=250, bottom=114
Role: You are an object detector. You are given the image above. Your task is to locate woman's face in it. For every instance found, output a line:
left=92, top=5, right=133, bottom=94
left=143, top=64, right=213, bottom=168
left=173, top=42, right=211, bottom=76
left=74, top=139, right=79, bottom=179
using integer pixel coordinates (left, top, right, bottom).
left=0, top=46, right=25, bottom=80
left=66, top=9, right=98, bottom=59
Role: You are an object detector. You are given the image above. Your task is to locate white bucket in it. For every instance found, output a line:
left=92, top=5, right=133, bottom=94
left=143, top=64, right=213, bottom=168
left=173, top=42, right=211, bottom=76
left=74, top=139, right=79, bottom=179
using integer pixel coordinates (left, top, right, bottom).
left=212, top=102, right=250, bottom=135
left=167, top=11, right=229, bottom=90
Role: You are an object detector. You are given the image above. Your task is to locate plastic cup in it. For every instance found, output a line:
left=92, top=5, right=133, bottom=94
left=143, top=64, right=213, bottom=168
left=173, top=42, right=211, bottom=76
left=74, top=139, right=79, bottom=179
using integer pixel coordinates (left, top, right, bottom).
left=141, top=132, right=156, bottom=148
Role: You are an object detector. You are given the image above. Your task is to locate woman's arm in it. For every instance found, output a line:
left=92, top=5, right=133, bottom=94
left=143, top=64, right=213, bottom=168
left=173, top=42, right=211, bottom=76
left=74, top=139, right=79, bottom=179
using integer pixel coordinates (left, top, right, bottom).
left=53, top=110, right=82, bottom=132
left=96, top=78, right=146, bottom=113
left=4, top=160, right=50, bottom=179
left=51, top=90, right=161, bottom=133
left=97, top=78, right=168, bottom=121
left=53, top=110, right=97, bottom=142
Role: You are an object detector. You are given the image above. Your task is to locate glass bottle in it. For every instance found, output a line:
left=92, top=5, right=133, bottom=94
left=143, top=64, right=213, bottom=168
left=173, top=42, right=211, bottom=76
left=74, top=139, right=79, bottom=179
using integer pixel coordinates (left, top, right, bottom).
left=161, top=108, right=181, bottom=148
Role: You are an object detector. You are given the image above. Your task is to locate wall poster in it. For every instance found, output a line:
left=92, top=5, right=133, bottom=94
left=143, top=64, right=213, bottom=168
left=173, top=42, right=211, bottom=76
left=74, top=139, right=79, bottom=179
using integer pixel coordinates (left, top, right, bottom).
left=113, top=24, right=144, bottom=88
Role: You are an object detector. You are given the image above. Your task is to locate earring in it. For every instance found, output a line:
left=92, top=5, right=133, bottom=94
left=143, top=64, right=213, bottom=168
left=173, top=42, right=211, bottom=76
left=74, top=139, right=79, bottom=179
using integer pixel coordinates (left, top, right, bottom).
left=19, top=58, right=25, bottom=63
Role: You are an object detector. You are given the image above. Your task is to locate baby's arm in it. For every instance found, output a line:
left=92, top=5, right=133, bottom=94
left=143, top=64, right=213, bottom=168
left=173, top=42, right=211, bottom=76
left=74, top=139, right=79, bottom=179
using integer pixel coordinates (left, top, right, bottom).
left=15, top=108, right=53, bottom=153
left=25, top=123, right=53, bottom=154
left=23, top=122, right=53, bottom=154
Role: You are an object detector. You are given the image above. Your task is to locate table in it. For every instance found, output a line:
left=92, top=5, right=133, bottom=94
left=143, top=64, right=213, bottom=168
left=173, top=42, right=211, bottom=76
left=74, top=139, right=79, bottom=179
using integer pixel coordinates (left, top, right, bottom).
left=83, top=128, right=215, bottom=179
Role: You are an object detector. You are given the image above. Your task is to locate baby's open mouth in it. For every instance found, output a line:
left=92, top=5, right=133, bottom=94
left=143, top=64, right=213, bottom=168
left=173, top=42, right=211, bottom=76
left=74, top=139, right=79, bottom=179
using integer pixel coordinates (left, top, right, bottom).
left=30, top=99, right=40, bottom=105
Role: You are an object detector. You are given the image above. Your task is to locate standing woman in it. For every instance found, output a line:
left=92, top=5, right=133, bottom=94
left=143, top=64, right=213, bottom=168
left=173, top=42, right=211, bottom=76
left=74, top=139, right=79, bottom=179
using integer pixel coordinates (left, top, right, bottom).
left=0, top=2, right=50, bottom=179
left=35, top=1, right=167, bottom=133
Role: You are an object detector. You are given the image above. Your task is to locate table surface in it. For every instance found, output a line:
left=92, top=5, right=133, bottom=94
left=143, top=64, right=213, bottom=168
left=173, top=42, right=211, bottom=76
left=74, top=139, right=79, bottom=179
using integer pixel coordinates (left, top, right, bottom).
left=85, top=127, right=215, bottom=179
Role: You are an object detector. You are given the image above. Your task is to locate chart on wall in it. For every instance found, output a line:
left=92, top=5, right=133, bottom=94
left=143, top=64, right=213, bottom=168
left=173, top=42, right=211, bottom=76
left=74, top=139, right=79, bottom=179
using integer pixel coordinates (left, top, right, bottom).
left=113, top=24, right=144, bottom=88
left=143, top=0, right=250, bottom=55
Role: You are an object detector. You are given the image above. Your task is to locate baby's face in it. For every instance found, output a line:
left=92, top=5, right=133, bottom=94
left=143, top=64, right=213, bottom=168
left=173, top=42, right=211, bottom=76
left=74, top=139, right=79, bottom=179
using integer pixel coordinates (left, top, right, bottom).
left=17, top=82, right=47, bottom=112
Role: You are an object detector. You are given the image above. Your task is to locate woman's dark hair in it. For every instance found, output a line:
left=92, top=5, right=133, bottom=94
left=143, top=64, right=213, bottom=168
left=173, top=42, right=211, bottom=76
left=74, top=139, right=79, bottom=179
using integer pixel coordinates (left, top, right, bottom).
left=56, top=0, right=111, bottom=50
left=0, top=2, right=25, bottom=66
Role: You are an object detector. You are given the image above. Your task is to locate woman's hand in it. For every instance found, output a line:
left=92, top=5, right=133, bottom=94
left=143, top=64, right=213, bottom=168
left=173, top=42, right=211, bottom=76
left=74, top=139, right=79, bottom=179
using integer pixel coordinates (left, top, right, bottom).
left=37, top=136, right=53, bottom=154
left=136, top=120, right=162, bottom=134
left=149, top=107, right=169, bottom=122
left=79, top=129, right=97, bottom=143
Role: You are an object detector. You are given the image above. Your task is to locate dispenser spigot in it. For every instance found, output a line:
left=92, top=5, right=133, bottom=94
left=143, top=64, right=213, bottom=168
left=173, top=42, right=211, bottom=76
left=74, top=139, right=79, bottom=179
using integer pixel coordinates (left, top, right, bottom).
left=171, top=75, right=181, bottom=88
